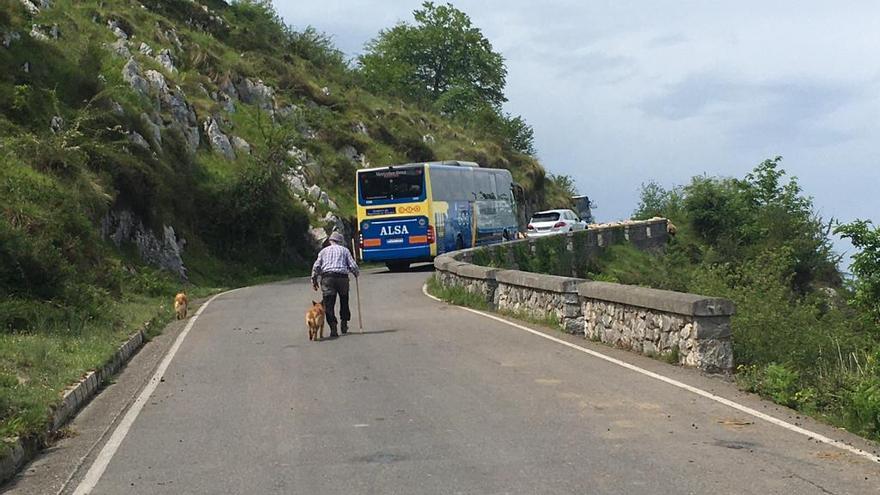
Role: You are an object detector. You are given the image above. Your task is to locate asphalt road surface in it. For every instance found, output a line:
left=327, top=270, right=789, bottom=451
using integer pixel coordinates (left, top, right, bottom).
left=6, top=267, right=879, bottom=494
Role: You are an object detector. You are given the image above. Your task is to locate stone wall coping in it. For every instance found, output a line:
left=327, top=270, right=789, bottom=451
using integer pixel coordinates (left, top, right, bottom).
left=451, top=263, right=498, bottom=280
left=496, top=269, right=582, bottom=293
left=433, top=254, right=458, bottom=271
left=578, top=281, right=735, bottom=316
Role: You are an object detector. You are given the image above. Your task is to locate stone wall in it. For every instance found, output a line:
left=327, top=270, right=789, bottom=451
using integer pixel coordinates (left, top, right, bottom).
left=579, top=282, right=734, bottom=373
left=433, top=219, right=735, bottom=374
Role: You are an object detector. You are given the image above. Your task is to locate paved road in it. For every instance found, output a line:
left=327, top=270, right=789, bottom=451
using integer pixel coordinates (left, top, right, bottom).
left=7, top=268, right=880, bottom=494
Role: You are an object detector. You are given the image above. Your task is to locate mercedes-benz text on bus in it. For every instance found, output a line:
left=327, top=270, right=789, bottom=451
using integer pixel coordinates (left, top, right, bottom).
left=356, top=161, right=518, bottom=271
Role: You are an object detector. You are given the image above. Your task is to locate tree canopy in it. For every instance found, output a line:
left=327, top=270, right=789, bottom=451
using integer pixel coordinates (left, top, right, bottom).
left=359, top=2, right=507, bottom=113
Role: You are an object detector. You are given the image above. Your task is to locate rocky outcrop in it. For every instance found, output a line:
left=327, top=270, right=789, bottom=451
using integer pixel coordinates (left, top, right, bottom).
left=235, top=78, right=275, bottom=111
left=204, top=118, right=235, bottom=159
left=20, top=0, right=51, bottom=15
left=101, top=210, right=187, bottom=280
left=156, top=48, right=176, bottom=72
left=231, top=135, right=251, bottom=155
left=122, top=58, right=149, bottom=96
left=2, top=31, right=21, bottom=49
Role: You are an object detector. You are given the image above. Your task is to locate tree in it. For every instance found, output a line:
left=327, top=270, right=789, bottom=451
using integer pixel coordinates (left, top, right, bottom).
left=358, top=2, right=507, bottom=113
left=835, top=220, right=880, bottom=322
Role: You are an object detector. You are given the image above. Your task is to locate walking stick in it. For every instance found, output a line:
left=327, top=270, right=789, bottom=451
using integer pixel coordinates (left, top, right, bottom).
left=355, top=275, right=363, bottom=333
left=351, top=237, right=364, bottom=333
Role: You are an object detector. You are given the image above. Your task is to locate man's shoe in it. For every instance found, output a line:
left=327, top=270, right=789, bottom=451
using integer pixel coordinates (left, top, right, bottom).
left=328, top=323, right=339, bottom=339
left=341, top=322, right=348, bottom=334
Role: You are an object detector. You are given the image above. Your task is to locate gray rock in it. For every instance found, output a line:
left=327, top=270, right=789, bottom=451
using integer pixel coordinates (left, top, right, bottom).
left=30, top=24, right=49, bottom=42
left=138, top=42, right=153, bottom=56
left=352, top=121, right=368, bottom=135
left=219, top=93, right=235, bottom=113
left=156, top=48, right=176, bottom=72
left=323, top=212, right=345, bottom=233
left=109, top=38, right=130, bottom=58
left=218, top=77, right=238, bottom=100
left=204, top=118, right=235, bottom=160
left=307, top=184, right=322, bottom=201
left=284, top=172, right=307, bottom=196
left=163, top=28, right=183, bottom=51
left=286, top=146, right=308, bottom=165
left=235, top=78, right=275, bottom=110
left=128, top=131, right=150, bottom=150
left=276, top=104, right=299, bottom=120
left=101, top=210, right=187, bottom=280
left=318, top=191, right=331, bottom=207
left=144, top=69, right=168, bottom=94
left=49, top=115, right=63, bottom=134
left=2, top=31, right=21, bottom=48
left=307, top=227, right=328, bottom=249
left=422, top=134, right=436, bottom=144
left=320, top=86, right=331, bottom=97
left=339, top=145, right=359, bottom=163
left=122, top=58, right=149, bottom=96
left=109, top=100, right=125, bottom=116
left=107, top=20, right=128, bottom=40
left=231, top=135, right=251, bottom=155
left=19, top=0, right=40, bottom=14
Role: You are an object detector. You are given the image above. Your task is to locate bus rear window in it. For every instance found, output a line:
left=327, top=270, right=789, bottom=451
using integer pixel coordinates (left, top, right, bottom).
left=359, top=167, right=424, bottom=203
left=530, top=212, right=560, bottom=222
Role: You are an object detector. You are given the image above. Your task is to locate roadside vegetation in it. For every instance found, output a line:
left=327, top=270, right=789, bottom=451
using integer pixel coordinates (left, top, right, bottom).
left=0, top=0, right=569, bottom=451
left=463, top=157, right=880, bottom=441
left=600, top=158, right=879, bottom=441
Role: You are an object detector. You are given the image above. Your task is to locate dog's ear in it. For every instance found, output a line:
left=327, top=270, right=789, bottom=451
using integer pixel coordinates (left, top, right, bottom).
left=311, top=300, right=318, bottom=306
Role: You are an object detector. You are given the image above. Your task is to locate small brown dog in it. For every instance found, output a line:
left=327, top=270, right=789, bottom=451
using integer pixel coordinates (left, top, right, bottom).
left=174, top=292, right=188, bottom=320
left=306, top=300, right=325, bottom=341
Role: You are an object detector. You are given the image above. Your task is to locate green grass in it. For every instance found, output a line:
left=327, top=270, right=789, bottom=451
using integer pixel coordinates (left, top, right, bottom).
left=0, top=294, right=168, bottom=450
left=426, top=275, right=564, bottom=330
left=425, top=275, right=489, bottom=310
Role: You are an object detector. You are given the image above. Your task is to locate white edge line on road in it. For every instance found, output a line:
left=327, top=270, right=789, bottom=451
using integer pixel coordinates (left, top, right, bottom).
left=422, top=283, right=880, bottom=464
left=72, top=287, right=245, bottom=495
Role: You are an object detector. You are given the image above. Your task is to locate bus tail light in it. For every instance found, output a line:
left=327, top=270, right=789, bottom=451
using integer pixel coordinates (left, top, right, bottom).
left=553, top=221, right=566, bottom=229
left=427, top=225, right=435, bottom=244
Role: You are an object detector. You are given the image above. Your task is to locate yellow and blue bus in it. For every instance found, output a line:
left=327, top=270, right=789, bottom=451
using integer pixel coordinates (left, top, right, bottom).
left=356, top=160, right=518, bottom=271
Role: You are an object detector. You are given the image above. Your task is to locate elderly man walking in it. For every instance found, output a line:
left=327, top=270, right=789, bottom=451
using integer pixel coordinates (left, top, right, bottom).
left=311, top=232, right=360, bottom=338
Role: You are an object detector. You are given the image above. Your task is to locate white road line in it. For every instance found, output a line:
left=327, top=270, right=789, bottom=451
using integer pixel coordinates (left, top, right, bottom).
left=72, top=287, right=244, bottom=495
left=422, top=283, right=880, bottom=464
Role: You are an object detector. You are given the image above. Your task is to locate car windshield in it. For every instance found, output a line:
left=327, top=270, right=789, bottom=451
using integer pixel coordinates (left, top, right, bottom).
left=359, top=167, right=424, bottom=203
left=531, top=212, right=560, bottom=222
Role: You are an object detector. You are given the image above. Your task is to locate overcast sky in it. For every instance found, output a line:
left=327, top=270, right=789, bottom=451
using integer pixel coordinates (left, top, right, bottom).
left=275, top=1, right=879, bottom=261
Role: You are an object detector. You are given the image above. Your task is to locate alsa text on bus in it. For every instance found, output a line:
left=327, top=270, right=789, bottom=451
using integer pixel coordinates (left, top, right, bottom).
left=380, top=225, right=409, bottom=236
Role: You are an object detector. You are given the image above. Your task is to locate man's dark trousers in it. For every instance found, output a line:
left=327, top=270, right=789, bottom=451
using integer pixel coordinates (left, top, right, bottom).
left=321, top=274, right=350, bottom=332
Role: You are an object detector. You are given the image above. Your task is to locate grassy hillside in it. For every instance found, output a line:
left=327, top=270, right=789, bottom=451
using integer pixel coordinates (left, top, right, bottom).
left=0, top=0, right=570, bottom=448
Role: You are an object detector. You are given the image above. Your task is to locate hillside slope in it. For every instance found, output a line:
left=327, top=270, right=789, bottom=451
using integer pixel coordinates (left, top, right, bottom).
left=0, top=0, right=569, bottom=443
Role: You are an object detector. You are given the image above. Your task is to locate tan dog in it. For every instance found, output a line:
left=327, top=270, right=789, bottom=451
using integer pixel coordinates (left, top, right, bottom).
left=306, top=301, right=325, bottom=341
left=174, top=292, right=188, bottom=320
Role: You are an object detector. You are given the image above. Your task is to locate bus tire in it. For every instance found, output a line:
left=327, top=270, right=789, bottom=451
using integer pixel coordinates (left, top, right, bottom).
left=386, top=261, right=410, bottom=272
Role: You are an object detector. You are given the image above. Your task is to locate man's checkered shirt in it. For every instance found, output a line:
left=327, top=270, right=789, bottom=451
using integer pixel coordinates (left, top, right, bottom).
left=311, top=244, right=359, bottom=285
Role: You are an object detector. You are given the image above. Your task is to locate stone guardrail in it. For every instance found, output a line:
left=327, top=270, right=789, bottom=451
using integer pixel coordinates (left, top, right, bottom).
left=434, top=219, right=735, bottom=374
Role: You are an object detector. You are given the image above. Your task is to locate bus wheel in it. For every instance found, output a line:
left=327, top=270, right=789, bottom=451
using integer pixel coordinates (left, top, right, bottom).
left=386, top=261, right=410, bottom=272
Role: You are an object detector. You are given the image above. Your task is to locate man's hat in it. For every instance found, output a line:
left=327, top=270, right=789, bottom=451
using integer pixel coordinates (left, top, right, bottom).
left=328, top=231, right=345, bottom=244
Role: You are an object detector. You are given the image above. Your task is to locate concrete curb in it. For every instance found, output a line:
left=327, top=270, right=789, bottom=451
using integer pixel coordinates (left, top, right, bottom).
left=0, top=327, right=148, bottom=485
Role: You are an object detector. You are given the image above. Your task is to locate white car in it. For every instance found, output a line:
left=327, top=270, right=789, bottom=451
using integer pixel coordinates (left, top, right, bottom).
left=526, top=209, right=587, bottom=237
